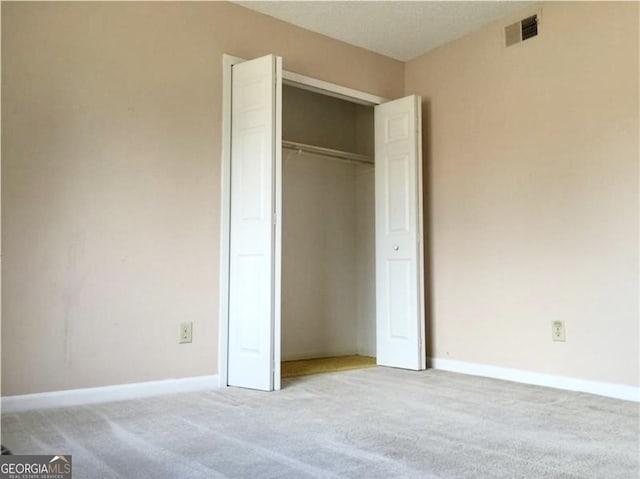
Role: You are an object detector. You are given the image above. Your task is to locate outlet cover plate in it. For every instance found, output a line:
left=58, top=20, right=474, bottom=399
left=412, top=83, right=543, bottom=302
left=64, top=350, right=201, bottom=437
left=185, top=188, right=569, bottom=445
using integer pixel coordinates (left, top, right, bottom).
left=552, top=321, right=565, bottom=342
left=180, top=322, right=193, bottom=344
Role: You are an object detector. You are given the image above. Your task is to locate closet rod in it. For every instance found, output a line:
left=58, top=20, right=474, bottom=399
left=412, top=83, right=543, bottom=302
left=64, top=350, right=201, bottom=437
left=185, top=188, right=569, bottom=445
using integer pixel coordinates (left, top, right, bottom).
left=283, top=140, right=374, bottom=165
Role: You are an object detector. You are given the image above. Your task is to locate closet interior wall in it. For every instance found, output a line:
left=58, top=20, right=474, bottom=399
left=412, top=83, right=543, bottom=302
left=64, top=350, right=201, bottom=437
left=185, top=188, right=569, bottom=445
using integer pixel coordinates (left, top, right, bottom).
left=282, top=85, right=376, bottom=361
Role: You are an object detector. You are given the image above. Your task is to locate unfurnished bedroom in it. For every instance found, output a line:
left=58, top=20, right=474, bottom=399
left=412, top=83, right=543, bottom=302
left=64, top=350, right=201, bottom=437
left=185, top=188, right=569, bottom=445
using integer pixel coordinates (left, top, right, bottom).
left=1, top=1, right=638, bottom=478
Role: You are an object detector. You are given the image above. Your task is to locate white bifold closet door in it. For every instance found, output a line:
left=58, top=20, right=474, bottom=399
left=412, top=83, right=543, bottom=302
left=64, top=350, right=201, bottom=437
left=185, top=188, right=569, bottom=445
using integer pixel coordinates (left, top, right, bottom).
left=228, top=54, right=282, bottom=391
left=374, top=95, right=426, bottom=371
left=226, top=57, right=424, bottom=390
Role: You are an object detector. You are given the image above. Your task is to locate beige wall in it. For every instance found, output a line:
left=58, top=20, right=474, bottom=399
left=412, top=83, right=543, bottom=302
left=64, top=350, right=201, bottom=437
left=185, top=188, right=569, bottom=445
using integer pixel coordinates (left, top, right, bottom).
left=283, top=85, right=360, bottom=154
left=3, top=1, right=638, bottom=396
left=406, top=2, right=639, bottom=386
left=281, top=151, right=375, bottom=360
left=281, top=88, right=376, bottom=360
left=1, top=2, right=403, bottom=395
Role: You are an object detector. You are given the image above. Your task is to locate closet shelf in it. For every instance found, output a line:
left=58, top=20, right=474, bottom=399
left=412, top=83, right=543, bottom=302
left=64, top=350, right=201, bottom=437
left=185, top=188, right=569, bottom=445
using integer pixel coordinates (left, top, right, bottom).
left=283, top=140, right=373, bottom=165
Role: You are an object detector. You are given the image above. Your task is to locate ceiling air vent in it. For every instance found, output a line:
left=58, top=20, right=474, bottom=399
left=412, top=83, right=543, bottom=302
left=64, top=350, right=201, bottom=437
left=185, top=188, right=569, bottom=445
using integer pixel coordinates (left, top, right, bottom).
left=505, top=14, right=538, bottom=47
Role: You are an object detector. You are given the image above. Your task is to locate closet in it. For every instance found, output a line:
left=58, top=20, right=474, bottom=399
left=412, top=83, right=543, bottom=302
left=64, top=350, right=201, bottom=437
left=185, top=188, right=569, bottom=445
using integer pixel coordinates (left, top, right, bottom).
left=222, top=53, right=426, bottom=392
left=281, top=85, right=376, bottom=366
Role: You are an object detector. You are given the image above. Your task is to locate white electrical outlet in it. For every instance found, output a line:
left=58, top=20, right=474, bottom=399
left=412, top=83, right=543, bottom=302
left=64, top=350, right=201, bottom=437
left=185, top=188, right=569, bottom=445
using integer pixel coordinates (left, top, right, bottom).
left=552, top=321, right=565, bottom=342
left=180, top=322, right=193, bottom=344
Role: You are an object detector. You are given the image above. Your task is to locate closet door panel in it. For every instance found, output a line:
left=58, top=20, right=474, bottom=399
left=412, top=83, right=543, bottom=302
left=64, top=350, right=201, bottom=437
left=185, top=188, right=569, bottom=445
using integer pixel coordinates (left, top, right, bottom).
left=375, top=95, right=426, bottom=371
left=228, top=54, right=281, bottom=391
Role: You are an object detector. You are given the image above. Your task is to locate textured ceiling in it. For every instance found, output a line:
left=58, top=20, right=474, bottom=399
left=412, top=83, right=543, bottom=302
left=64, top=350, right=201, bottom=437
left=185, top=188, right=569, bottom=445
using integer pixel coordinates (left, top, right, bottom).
left=236, top=1, right=533, bottom=61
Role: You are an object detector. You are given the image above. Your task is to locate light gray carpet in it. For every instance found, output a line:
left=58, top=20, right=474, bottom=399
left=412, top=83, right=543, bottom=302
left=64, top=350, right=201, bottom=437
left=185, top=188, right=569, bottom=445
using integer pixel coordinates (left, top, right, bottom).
left=2, top=368, right=638, bottom=478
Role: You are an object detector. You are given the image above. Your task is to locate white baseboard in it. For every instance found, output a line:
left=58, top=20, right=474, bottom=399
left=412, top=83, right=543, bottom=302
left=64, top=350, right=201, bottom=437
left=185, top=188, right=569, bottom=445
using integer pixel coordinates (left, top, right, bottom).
left=430, top=358, right=639, bottom=402
left=4, top=360, right=636, bottom=414
left=1, top=375, right=220, bottom=414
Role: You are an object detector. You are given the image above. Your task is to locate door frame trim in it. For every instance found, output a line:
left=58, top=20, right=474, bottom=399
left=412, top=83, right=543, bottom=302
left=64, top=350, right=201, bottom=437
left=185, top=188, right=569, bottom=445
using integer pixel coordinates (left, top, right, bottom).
left=219, top=54, right=387, bottom=388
